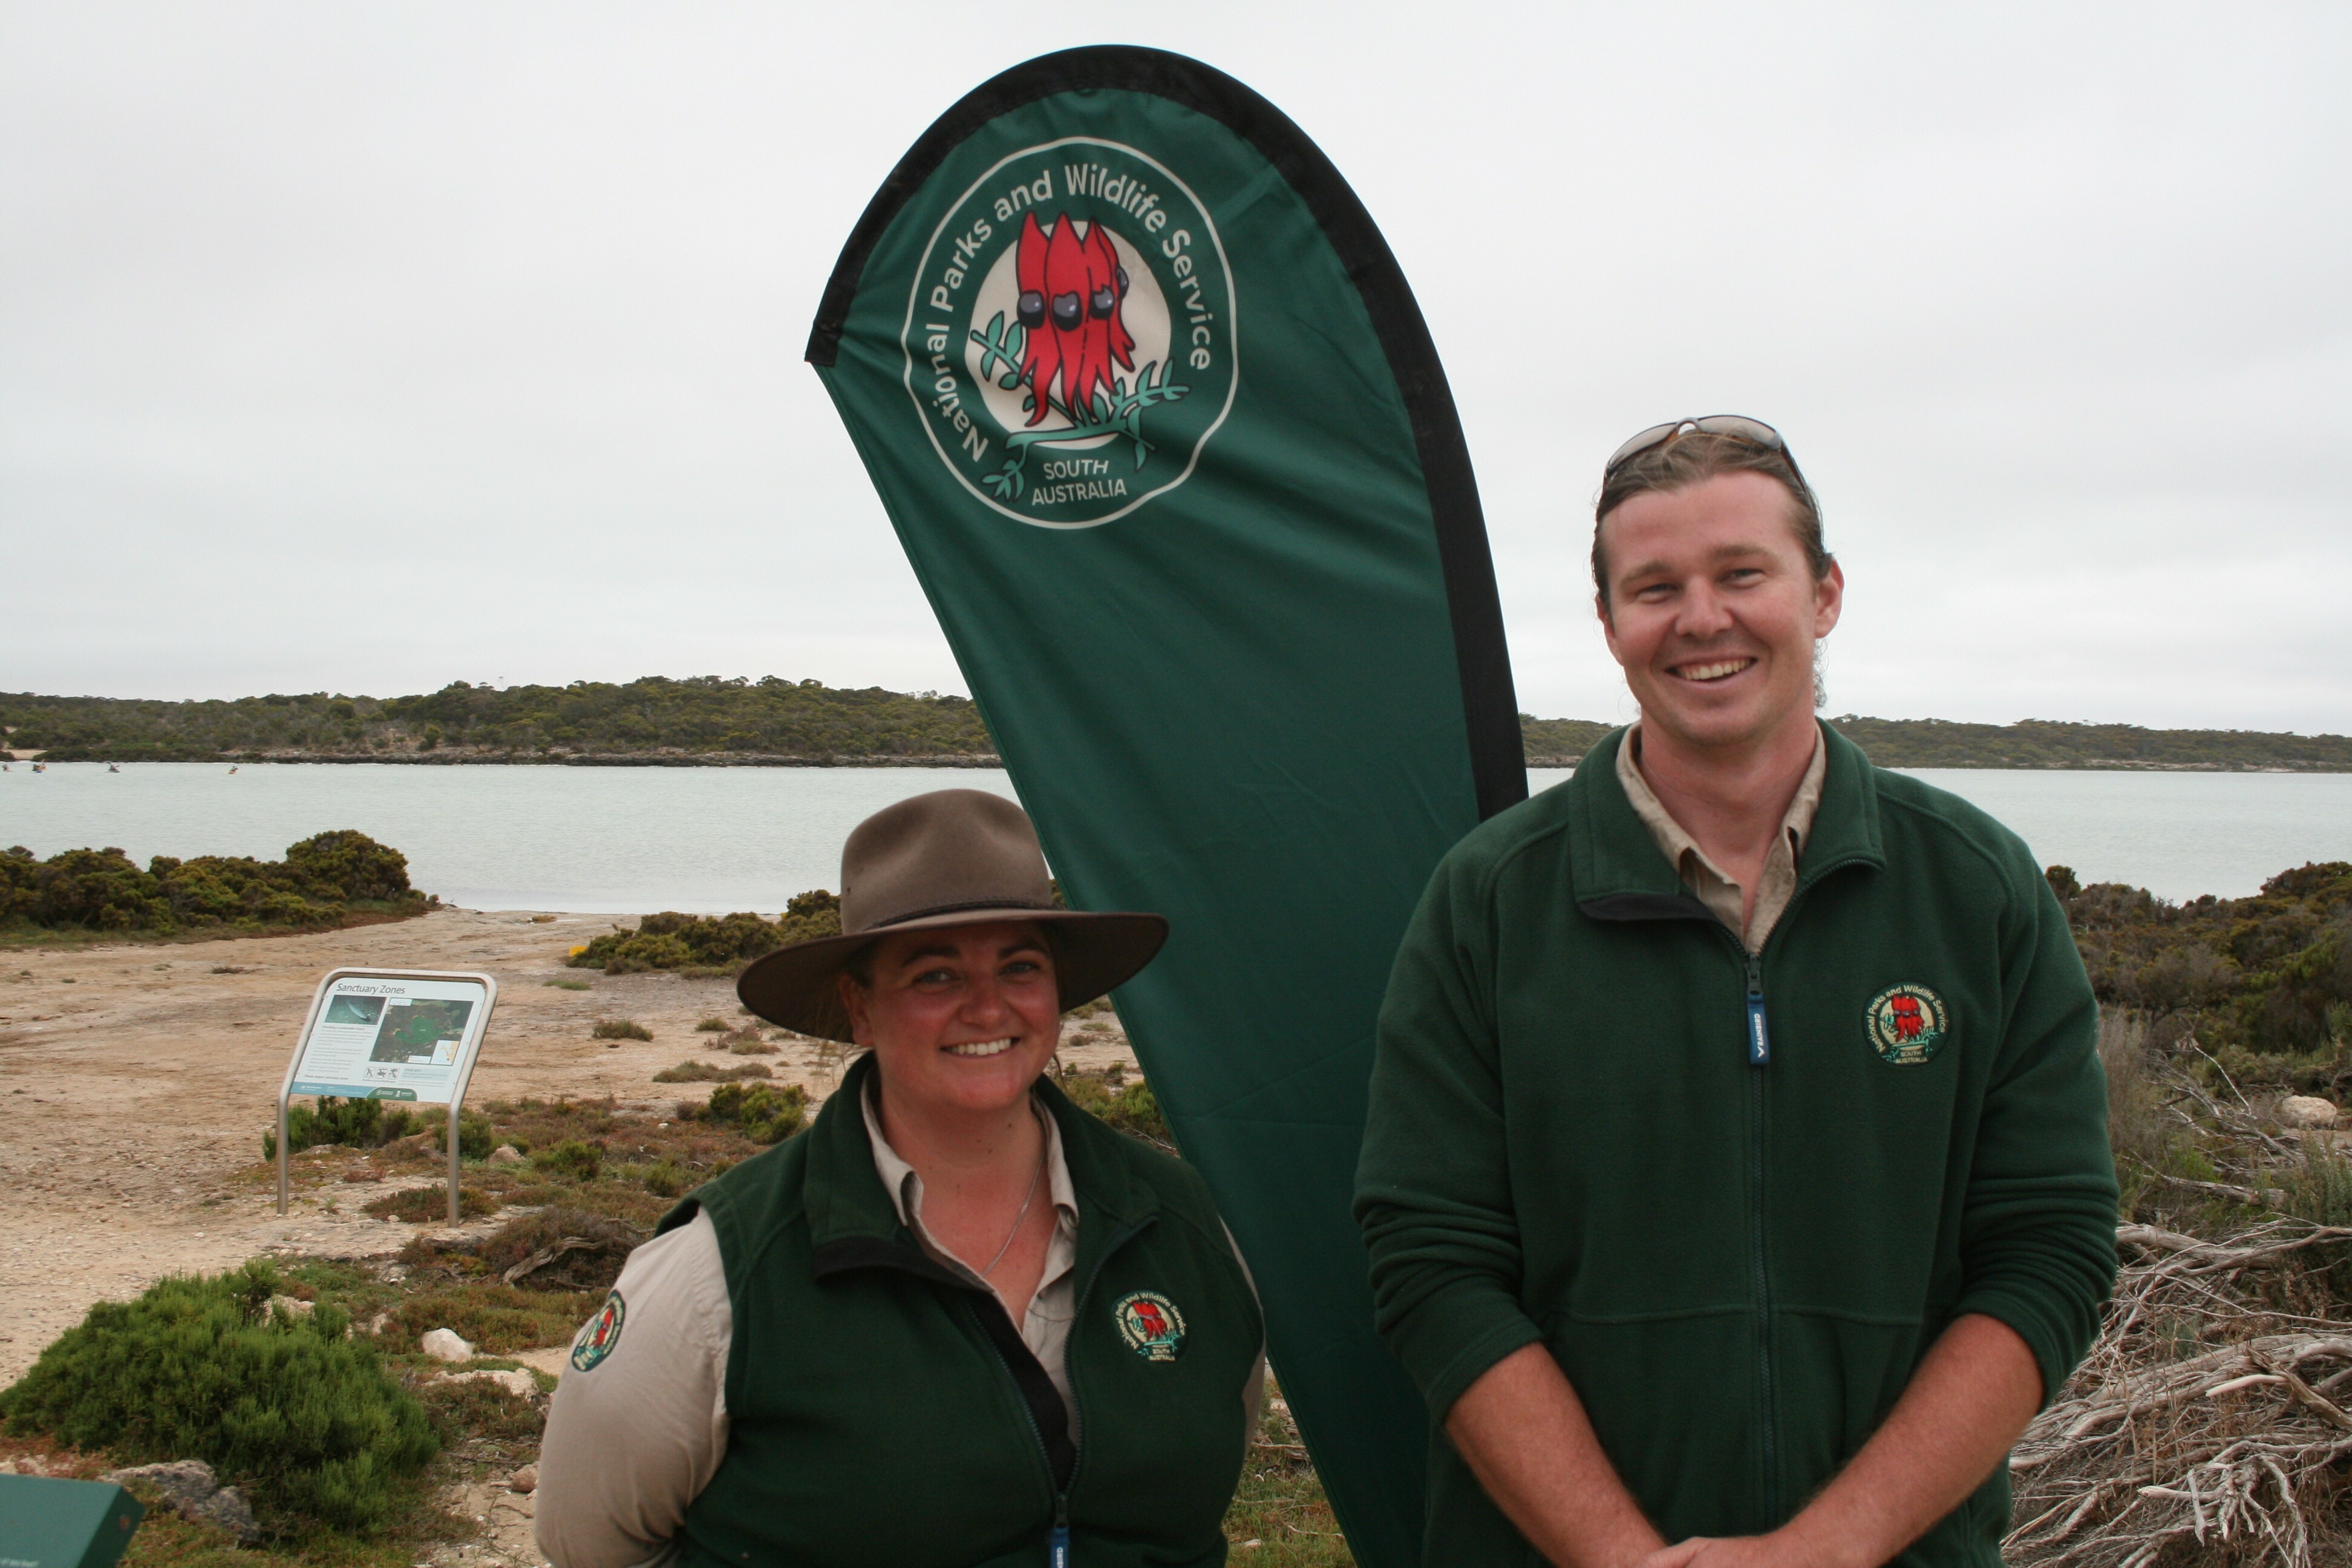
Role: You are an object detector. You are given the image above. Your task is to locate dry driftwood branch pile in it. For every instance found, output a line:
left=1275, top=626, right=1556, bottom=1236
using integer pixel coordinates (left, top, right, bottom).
left=2008, top=1221, right=2352, bottom=1567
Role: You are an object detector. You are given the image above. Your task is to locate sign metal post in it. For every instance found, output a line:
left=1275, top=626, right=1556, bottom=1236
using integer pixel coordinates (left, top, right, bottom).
left=276, top=968, right=498, bottom=1227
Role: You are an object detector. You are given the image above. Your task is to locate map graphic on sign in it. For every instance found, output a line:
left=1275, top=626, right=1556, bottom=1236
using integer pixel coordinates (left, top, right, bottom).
left=368, top=999, right=474, bottom=1065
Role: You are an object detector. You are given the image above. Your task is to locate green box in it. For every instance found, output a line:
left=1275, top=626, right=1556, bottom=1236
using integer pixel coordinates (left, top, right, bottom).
left=0, top=1475, right=144, bottom=1568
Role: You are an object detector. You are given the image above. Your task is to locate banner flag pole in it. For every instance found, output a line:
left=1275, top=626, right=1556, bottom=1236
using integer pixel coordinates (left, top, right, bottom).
left=807, top=47, right=1523, bottom=1567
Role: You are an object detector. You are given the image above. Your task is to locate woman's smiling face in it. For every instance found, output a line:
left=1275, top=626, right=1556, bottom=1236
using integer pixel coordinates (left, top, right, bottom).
left=1596, top=469, right=1843, bottom=757
left=841, top=920, right=1062, bottom=1118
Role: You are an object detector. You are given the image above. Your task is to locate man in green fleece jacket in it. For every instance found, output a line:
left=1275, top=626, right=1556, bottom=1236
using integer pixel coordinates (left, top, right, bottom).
left=1355, top=417, right=2117, bottom=1568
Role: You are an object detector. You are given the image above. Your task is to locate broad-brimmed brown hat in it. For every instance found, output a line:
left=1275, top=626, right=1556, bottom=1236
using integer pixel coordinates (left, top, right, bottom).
left=736, top=789, right=1167, bottom=1043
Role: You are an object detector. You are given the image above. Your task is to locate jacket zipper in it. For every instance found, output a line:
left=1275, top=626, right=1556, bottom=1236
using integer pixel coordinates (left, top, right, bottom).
left=1740, top=941, right=1777, bottom=1517
left=975, top=1319, right=1070, bottom=1567
left=975, top=1212, right=1152, bottom=1568
left=1734, top=859, right=1862, bottom=1520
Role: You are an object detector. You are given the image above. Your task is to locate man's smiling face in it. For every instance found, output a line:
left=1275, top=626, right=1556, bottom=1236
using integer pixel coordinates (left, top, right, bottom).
left=1596, top=469, right=1844, bottom=757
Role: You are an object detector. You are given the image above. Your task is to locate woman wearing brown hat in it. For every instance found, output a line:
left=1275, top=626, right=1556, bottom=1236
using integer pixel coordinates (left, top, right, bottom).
left=538, top=789, right=1265, bottom=1568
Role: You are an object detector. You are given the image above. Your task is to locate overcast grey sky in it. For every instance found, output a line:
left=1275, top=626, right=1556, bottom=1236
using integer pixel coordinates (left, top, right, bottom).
left=4, top=2, right=2347, bottom=731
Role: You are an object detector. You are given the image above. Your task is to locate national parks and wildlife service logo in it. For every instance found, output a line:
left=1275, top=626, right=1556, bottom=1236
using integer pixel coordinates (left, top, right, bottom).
left=1112, top=1289, right=1187, bottom=1362
left=570, top=1289, right=626, bottom=1372
left=902, top=137, right=1238, bottom=528
left=1866, top=984, right=1950, bottom=1066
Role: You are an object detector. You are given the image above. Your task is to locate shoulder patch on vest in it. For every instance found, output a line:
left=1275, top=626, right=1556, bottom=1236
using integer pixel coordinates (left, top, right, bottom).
left=1113, top=1290, right=1186, bottom=1362
left=570, top=1290, right=626, bottom=1372
left=1867, top=984, right=1949, bottom=1066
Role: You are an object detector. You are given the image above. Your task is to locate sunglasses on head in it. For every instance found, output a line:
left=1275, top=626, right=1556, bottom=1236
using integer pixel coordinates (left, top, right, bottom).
left=1604, top=415, right=1792, bottom=475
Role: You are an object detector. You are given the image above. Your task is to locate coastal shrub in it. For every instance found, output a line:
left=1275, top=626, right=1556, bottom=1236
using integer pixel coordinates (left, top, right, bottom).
left=261, top=1096, right=416, bottom=1160
left=1057, top=1070, right=1173, bottom=1148
left=696, top=1081, right=809, bottom=1144
left=284, top=829, right=414, bottom=902
left=432, top=1112, right=496, bottom=1161
left=2062, top=861, right=2352, bottom=1056
left=620, top=1160, right=692, bottom=1198
left=382, top=1281, right=594, bottom=1357
left=532, top=1140, right=604, bottom=1182
left=0, top=1261, right=437, bottom=1534
left=364, top=1185, right=500, bottom=1223
left=725, top=1028, right=778, bottom=1055
left=0, top=832, right=425, bottom=936
left=417, top=1376, right=540, bottom=1445
left=653, top=1059, right=772, bottom=1083
left=466, top=1207, right=642, bottom=1282
left=592, top=1018, right=653, bottom=1041
left=696, top=1016, right=730, bottom=1032
left=567, top=892, right=843, bottom=977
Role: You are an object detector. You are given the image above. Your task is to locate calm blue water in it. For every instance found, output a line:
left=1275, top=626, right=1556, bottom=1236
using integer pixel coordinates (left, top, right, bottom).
left=3, top=762, right=2345, bottom=912
left=0, top=763, right=1018, bottom=913
left=1530, top=766, right=2352, bottom=904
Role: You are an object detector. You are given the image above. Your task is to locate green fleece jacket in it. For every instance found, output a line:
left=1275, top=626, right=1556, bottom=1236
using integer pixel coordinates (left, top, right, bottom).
left=1354, top=726, right=2117, bottom=1565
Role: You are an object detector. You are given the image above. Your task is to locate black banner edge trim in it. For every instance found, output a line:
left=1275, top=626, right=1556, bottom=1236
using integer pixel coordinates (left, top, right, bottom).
left=806, top=45, right=1528, bottom=821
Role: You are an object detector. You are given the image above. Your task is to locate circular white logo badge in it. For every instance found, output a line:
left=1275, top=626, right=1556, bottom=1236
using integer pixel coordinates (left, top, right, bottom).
left=901, top=137, right=1238, bottom=528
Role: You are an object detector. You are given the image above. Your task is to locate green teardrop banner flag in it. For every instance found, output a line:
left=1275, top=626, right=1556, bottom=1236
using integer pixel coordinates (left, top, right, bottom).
left=808, top=48, right=1524, bottom=1568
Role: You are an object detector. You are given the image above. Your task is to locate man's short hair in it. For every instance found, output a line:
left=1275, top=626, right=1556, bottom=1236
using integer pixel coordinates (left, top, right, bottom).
left=1591, top=431, right=1831, bottom=608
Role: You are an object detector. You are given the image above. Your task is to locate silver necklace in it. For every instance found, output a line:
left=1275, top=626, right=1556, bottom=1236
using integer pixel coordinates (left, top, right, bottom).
left=979, top=1140, right=1048, bottom=1279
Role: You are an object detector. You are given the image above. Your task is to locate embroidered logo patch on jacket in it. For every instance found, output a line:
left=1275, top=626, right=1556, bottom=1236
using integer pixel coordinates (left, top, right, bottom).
left=1867, top=984, right=1950, bottom=1065
left=1113, top=1290, right=1187, bottom=1362
left=570, top=1289, right=626, bottom=1372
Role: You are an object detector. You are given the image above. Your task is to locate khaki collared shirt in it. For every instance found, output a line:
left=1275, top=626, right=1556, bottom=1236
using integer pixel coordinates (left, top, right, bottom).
left=1616, top=724, right=1827, bottom=953
left=861, top=1082, right=1085, bottom=1426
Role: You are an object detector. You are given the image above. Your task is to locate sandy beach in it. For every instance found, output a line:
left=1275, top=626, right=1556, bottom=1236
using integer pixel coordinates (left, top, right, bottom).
left=0, top=906, right=1140, bottom=1390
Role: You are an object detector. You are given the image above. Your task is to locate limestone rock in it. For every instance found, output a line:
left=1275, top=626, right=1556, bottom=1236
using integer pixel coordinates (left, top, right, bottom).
left=509, top=1463, right=539, bottom=1493
left=105, top=1459, right=217, bottom=1510
left=268, top=1293, right=315, bottom=1319
left=2281, top=1095, right=2341, bottom=1129
left=193, top=1486, right=260, bottom=1544
left=420, top=1327, right=476, bottom=1362
left=441, top=1367, right=537, bottom=1398
left=102, top=1459, right=260, bottom=1545
left=488, top=1144, right=526, bottom=1166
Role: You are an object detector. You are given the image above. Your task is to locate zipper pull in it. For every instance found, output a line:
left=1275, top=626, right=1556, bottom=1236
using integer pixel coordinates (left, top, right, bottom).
left=1745, top=953, right=1770, bottom=1067
left=1050, top=1492, right=1071, bottom=1568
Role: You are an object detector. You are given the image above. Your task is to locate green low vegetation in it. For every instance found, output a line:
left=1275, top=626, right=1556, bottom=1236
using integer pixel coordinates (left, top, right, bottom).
left=654, top=1059, right=773, bottom=1083
left=590, top=1018, right=653, bottom=1041
left=0, top=1263, right=436, bottom=1536
left=263, top=1096, right=417, bottom=1161
left=2058, top=861, right=2352, bottom=1061
left=692, top=1081, right=810, bottom=1144
left=1055, top=1061, right=1172, bottom=1149
left=0, top=830, right=430, bottom=940
left=13, top=679, right=2347, bottom=771
left=569, top=892, right=843, bottom=976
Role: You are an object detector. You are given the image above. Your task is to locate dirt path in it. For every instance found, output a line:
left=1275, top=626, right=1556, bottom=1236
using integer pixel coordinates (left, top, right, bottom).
left=0, top=907, right=1138, bottom=1390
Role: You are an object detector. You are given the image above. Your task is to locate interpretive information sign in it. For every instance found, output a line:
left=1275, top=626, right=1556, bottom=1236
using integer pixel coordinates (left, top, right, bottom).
left=276, top=968, right=498, bottom=1224
left=288, top=972, right=489, bottom=1103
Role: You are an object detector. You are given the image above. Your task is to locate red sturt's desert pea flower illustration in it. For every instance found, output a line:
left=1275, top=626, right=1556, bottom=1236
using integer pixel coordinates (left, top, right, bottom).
left=1015, top=212, right=1135, bottom=424
left=1890, top=994, right=1924, bottom=1041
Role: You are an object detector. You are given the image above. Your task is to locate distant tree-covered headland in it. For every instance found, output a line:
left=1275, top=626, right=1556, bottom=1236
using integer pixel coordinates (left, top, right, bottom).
left=0, top=677, right=995, bottom=765
left=1524, top=714, right=2352, bottom=771
left=2, top=678, right=2347, bottom=771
